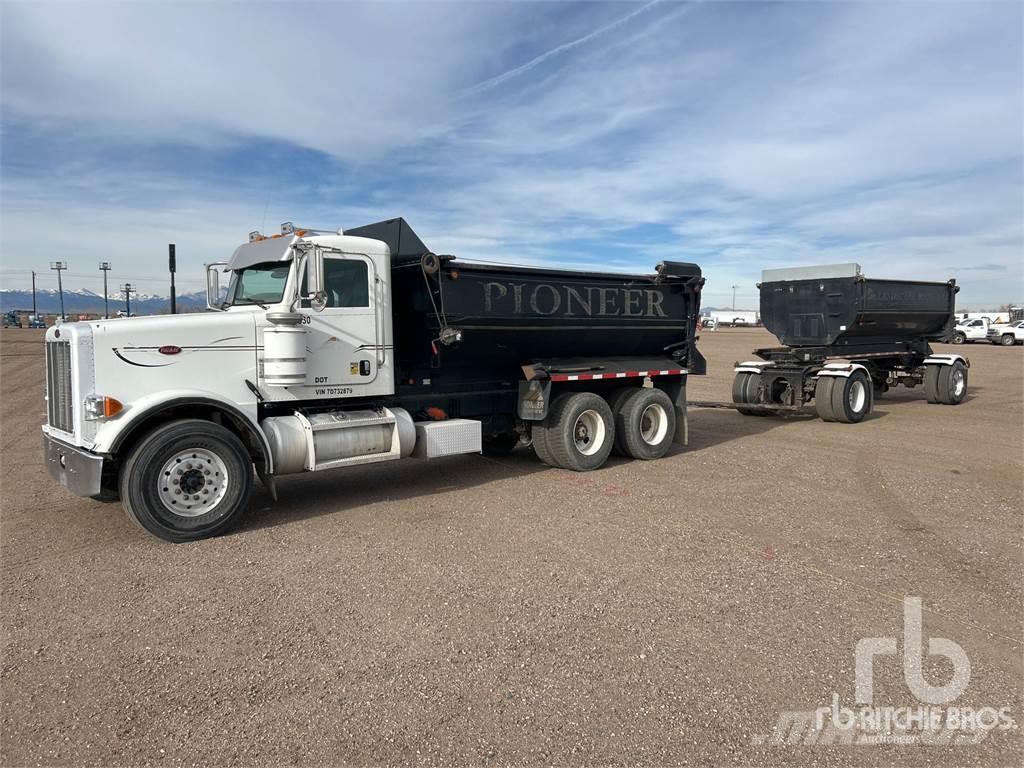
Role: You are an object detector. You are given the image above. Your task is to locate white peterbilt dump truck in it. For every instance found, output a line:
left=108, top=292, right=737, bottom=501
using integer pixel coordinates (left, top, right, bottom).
left=42, top=219, right=707, bottom=541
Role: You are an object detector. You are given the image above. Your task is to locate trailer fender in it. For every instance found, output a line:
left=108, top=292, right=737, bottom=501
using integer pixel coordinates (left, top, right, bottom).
left=923, top=353, right=969, bottom=368
left=733, top=360, right=773, bottom=375
left=815, top=362, right=871, bottom=379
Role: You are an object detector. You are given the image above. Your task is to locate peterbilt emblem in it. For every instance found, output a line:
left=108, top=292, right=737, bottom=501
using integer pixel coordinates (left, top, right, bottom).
left=483, top=281, right=667, bottom=317
left=158, top=345, right=182, bottom=355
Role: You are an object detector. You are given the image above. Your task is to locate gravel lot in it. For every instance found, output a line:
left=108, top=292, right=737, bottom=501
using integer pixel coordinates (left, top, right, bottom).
left=2, top=326, right=1021, bottom=766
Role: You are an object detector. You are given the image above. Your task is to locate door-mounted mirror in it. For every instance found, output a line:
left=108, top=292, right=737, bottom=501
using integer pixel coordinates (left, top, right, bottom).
left=305, top=247, right=326, bottom=311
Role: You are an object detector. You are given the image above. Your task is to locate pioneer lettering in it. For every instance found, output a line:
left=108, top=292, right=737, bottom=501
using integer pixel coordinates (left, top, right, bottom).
left=483, top=281, right=666, bottom=318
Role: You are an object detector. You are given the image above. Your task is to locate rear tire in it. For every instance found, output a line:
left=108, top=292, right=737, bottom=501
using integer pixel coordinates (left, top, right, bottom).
left=1000, top=334, right=1016, bottom=347
left=607, top=386, right=637, bottom=457
left=119, top=419, right=254, bottom=542
left=615, top=388, right=676, bottom=460
left=814, top=376, right=837, bottom=421
left=829, top=371, right=872, bottom=423
left=937, top=361, right=968, bottom=405
left=924, top=364, right=942, bottom=403
left=536, top=392, right=615, bottom=471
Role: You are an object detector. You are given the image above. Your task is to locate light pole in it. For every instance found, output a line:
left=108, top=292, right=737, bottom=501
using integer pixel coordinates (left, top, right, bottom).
left=50, top=262, right=67, bottom=320
left=121, top=283, right=135, bottom=317
left=168, top=244, right=177, bottom=314
left=99, top=262, right=111, bottom=319
left=31, top=271, right=37, bottom=315
left=731, top=285, right=738, bottom=312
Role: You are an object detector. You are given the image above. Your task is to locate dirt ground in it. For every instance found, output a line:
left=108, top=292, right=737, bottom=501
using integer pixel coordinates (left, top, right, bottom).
left=1, top=326, right=1021, bottom=766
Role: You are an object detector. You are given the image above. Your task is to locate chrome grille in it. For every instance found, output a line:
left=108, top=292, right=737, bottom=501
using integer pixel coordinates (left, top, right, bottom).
left=46, top=340, right=73, bottom=432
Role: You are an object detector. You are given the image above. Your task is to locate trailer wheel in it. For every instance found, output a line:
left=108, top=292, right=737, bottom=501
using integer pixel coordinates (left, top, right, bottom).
left=119, top=419, right=254, bottom=542
left=732, top=372, right=764, bottom=416
left=829, top=371, right=872, bottom=423
left=814, top=377, right=837, bottom=421
left=615, top=388, right=676, bottom=460
left=537, top=392, right=615, bottom=471
left=936, top=361, right=968, bottom=405
left=924, top=364, right=942, bottom=403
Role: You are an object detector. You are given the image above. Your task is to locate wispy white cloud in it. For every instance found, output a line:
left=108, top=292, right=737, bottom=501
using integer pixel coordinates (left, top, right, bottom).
left=1, top=1, right=1021, bottom=309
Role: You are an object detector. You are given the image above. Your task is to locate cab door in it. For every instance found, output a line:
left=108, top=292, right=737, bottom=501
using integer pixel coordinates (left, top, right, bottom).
left=298, top=251, right=384, bottom=397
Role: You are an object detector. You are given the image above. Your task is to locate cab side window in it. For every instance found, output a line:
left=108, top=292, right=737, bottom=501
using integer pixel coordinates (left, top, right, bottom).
left=301, top=259, right=370, bottom=308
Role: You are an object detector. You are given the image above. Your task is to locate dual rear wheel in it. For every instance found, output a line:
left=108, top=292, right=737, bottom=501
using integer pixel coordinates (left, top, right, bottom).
left=815, top=371, right=873, bottom=423
left=533, top=388, right=676, bottom=471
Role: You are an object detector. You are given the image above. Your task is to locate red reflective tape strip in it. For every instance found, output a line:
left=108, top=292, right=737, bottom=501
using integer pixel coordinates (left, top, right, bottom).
left=548, top=368, right=686, bottom=382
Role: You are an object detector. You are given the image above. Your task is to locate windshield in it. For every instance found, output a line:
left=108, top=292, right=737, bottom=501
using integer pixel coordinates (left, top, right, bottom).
left=228, top=261, right=290, bottom=306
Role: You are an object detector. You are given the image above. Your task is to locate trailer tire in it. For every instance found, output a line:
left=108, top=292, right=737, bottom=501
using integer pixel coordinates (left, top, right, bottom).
left=607, top=386, right=637, bottom=456
left=733, top=372, right=764, bottom=416
left=119, top=419, right=254, bottom=542
left=616, top=388, right=676, bottom=460
left=924, top=364, right=942, bottom=403
left=814, top=377, right=837, bottom=421
left=937, top=361, right=968, bottom=405
left=538, top=392, right=615, bottom=471
left=829, top=371, right=872, bottom=423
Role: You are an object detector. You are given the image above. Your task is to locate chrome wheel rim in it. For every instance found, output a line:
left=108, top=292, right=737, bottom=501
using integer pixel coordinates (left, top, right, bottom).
left=952, top=368, right=965, bottom=397
left=158, top=448, right=229, bottom=517
left=848, top=380, right=867, bottom=413
left=639, top=403, right=669, bottom=445
left=573, top=409, right=605, bottom=456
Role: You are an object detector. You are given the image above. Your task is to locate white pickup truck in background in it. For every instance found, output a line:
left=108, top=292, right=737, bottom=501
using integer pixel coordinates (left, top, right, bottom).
left=952, top=317, right=992, bottom=344
left=987, top=320, right=1024, bottom=346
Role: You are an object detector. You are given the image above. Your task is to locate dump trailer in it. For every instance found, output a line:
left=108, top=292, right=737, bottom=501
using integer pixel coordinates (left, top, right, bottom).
left=730, top=263, right=968, bottom=423
left=41, top=218, right=705, bottom=541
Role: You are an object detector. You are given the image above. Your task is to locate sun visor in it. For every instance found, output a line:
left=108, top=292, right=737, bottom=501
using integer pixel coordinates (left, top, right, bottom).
left=228, top=234, right=300, bottom=270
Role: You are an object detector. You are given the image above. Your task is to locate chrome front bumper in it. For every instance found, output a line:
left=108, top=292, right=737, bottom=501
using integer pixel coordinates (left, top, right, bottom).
left=43, top=432, right=103, bottom=497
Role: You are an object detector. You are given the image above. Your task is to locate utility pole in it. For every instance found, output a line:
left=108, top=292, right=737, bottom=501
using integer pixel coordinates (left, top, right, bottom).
left=50, top=262, right=67, bottom=320
left=731, top=285, right=739, bottom=312
left=168, top=243, right=177, bottom=314
left=31, top=271, right=37, bottom=315
left=99, top=262, right=112, bottom=319
left=121, top=283, right=135, bottom=317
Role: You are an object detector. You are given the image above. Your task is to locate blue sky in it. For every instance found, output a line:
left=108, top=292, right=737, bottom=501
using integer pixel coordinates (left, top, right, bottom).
left=1, top=0, right=1021, bottom=308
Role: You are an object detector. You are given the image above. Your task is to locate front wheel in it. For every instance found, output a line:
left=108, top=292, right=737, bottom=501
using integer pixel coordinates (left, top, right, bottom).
left=120, top=419, right=254, bottom=542
left=952, top=332, right=966, bottom=345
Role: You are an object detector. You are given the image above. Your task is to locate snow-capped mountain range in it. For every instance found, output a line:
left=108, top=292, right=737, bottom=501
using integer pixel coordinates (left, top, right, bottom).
left=0, top=287, right=209, bottom=315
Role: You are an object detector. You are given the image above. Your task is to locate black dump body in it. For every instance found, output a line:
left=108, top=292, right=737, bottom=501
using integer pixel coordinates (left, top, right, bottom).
left=348, top=220, right=706, bottom=389
left=759, top=270, right=958, bottom=357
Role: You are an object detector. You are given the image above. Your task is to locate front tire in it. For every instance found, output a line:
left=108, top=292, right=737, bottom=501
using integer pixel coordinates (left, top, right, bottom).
left=952, top=332, right=966, bottom=345
left=120, top=419, right=254, bottom=542
left=535, top=392, right=615, bottom=471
